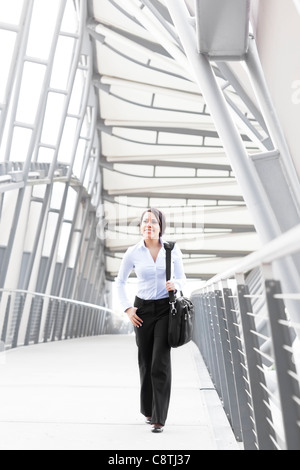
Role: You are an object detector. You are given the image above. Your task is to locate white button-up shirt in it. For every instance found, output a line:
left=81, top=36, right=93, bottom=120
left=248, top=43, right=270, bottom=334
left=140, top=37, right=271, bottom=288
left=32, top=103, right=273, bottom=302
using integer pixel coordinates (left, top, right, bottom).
left=116, top=238, right=186, bottom=312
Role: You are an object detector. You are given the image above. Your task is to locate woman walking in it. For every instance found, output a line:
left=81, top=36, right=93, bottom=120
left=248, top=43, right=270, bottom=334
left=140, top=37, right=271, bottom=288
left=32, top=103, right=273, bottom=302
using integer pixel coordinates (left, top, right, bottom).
left=116, top=208, right=186, bottom=433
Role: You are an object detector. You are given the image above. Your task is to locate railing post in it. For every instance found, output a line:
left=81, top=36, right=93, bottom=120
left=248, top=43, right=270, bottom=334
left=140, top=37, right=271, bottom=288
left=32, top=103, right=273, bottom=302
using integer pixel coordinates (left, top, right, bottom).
left=223, top=287, right=255, bottom=449
left=1, top=294, right=11, bottom=344
left=237, top=282, right=277, bottom=449
left=265, top=279, right=300, bottom=450
left=82, top=306, right=89, bottom=337
left=12, top=293, right=26, bottom=349
left=202, top=293, right=217, bottom=384
left=67, top=304, right=76, bottom=339
left=214, top=289, right=237, bottom=434
left=211, top=290, right=230, bottom=414
left=208, top=292, right=222, bottom=396
left=87, top=308, right=95, bottom=336
left=76, top=305, right=84, bottom=337
left=24, top=296, right=44, bottom=346
left=57, top=301, right=67, bottom=341
left=194, top=295, right=207, bottom=360
left=63, top=303, right=72, bottom=339
left=51, top=300, right=64, bottom=342
left=90, top=309, right=97, bottom=336
left=44, top=299, right=54, bottom=343
left=24, top=297, right=35, bottom=346
left=94, top=309, right=101, bottom=336
left=34, top=297, right=44, bottom=344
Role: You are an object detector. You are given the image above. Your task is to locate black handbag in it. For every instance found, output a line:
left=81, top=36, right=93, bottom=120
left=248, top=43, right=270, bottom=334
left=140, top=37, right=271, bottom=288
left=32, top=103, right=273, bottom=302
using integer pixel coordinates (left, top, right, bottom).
left=164, top=242, right=195, bottom=348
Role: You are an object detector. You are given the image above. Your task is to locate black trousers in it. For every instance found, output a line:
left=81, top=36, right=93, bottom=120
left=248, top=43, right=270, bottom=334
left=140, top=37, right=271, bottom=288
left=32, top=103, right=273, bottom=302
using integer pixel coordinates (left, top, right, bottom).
left=134, top=296, right=171, bottom=426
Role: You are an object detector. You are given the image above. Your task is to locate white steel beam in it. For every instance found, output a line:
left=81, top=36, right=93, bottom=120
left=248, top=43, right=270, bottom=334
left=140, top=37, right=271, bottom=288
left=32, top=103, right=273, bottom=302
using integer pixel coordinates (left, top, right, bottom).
left=164, top=0, right=279, bottom=243
left=245, top=37, right=300, bottom=210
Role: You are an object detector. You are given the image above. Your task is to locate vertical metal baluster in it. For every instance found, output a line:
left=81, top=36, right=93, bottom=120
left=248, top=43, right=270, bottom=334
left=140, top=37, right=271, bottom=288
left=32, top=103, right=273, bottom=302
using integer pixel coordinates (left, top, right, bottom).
left=237, top=282, right=277, bottom=450
left=223, top=287, right=255, bottom=449
left=265, top=280, right=300, bottom=450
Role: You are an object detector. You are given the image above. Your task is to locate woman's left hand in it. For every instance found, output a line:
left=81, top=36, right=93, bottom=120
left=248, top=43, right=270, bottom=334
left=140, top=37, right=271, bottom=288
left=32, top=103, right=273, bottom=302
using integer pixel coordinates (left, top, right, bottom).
left=166, top=281, right=176, bottom=292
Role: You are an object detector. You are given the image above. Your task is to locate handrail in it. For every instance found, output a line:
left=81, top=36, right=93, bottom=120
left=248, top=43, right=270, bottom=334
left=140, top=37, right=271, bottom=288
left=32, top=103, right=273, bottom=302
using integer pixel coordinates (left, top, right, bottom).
left=191, top=223, right=300, bottom=450
left=0, top=288, right=123, bottom=351
left=0, top=288, right=116, bottom=315
left=199, top=223, right=300, bottom=288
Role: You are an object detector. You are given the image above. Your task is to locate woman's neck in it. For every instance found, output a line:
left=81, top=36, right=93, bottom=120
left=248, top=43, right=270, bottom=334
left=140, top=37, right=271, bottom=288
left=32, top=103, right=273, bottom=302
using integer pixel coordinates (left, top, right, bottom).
left=144, top=238, right=161, bottom=248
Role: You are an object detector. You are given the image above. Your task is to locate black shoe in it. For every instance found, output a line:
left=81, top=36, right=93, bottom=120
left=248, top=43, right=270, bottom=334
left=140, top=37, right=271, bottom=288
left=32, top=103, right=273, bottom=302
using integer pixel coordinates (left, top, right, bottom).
left=151, top=424, right=164, bottom=433
left=145, top=417, right=152, bottom=425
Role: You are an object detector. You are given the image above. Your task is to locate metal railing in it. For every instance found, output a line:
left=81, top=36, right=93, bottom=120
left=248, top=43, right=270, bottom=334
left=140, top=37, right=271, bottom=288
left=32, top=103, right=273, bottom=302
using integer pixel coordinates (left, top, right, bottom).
left=0, top=289, right=119, bottom=350
left=191, top=224, right=300, bottom=451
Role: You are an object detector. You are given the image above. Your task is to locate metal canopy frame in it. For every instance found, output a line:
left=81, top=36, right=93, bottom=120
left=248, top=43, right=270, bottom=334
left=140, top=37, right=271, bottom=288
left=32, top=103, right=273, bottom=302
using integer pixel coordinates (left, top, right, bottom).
left=84, top=0, right=300, bottom=285
left=86, top=0, right=272, bottom=281
left=0, top=0, right=107, bottom=324
left=1, top=0, right=299, bottom=301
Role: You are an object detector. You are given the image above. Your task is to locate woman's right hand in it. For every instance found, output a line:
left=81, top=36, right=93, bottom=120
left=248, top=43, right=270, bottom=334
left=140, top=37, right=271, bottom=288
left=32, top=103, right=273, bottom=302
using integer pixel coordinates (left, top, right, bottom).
left=126, top=307, right=143, bottom=328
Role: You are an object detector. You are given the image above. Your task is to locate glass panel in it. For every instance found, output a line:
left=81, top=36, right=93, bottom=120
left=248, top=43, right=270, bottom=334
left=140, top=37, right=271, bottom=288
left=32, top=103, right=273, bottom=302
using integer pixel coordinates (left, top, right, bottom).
left=50, top=182, right=65, bottom=210
left=32, top=184, right=47, bottom=199
left=24, top=201, right=42, bottom=252
left=0, top=117, right=9, bottom=162
left=42, top=212, right=58, bottom=257
left=72, top=139, right=85, bottom=179
left=80, top=118, right=89, bottom=140
left=37, top=147, right=55, bottom=164
left=57, top=222, right=71, bottom=262
left=0, top=0, right=24, bottom=25
left=64, top=187, right=77, bottom=220
left=0, top=30, right=16, bottom=103
left=10, top=127, right=32, bottom=162
left=26, top=0, right=61, bottom=60
left=16, top=62, right=46, bottom=124
left=0, top=190, right=19, bottom=245
left=57, top=117, right=78, bottom=164
left=68, top=69, right=84, bottom=116
left=41, top=92, right=65, bottom=144
left=50, top=35, right=75, bottom=90
left=68, top=229, right=81, bottom=268
left=83, top=158, right=95, bottom=190
left=61, top=0, right=78, bottom=34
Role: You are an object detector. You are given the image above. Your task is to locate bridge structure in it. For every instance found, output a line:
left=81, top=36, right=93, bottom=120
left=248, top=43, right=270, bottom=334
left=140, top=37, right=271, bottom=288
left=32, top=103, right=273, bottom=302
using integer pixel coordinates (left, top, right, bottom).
left=0, top=0, right=300, bottom=451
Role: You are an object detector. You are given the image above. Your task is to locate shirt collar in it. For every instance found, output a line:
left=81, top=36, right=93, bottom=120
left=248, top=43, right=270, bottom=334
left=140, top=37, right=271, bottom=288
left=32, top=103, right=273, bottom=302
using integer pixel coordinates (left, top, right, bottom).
left=137, top=238, right=165, bottom=249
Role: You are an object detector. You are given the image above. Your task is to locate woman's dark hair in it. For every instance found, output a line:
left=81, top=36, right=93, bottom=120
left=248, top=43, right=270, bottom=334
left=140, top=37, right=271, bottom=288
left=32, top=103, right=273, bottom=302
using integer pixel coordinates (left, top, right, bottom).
left=140, top=208, right=166, bottom=237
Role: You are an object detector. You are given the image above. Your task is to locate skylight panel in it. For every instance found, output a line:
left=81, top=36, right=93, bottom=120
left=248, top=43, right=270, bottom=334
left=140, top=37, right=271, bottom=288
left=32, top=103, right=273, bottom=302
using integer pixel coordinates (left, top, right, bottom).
left=0, top=0, right=24, bottom=25
left=50, top=36, right=76, bottom=90
left=16, top=62, right=46, bottom=124
left=0, top=30, right=16, bottom=104
left=41, top=93, right=66, bottom=144
left=10, top=127, right=32, bottom=162
left=26, top=0, right=62, bottom=60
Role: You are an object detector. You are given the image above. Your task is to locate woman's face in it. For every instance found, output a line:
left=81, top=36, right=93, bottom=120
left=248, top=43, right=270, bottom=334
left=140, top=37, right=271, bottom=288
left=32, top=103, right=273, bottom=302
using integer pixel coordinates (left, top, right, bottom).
left=140, top=212, right=160, bottom=240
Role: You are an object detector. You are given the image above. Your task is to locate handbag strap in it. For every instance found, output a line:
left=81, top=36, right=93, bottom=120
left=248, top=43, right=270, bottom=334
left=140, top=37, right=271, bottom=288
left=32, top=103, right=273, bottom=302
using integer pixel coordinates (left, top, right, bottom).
left=164, top=242, right=176, bottom=304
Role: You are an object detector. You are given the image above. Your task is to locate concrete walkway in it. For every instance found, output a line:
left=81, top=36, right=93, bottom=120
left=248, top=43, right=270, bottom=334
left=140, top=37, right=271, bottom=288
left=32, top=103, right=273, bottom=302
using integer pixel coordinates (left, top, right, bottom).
left=0, top=335, right=241, bottom=451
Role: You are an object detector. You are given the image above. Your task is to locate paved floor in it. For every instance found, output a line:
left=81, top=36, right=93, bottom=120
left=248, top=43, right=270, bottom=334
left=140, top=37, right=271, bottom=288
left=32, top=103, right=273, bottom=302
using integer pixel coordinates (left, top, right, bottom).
left=0, top=335, right=241, bottom=451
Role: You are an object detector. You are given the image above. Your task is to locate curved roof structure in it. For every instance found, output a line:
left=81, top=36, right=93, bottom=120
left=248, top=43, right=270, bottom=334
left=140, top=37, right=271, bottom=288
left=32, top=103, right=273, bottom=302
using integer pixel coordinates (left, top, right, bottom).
left=1, top=0, right=299, bottom=304
left=89, top=0, right=266, bottom=281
